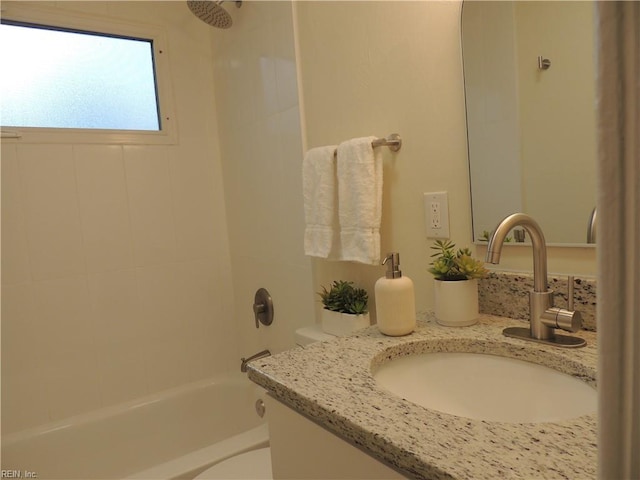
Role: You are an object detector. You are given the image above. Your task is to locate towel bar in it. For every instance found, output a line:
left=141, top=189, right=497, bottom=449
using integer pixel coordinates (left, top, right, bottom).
left=371, top=133, right=402, bottom=152
left=333, top=133, right=402, bottom=157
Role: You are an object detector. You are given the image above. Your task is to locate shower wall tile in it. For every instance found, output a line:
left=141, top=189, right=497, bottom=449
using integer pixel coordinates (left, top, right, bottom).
left=1, top=144, right=31, bottom=285
left=87, top=269, right=148, bottom=406
left=168, top=14, right=220, bottom=146
left=275, top=107, right=306, bottom=263
left=1, top=284, right=50, bottom=434
left=223, top=121, right=273, bottom=259
left=205, top=256, right=239, bottom=374
left=32, top=275, right=102, bottom=421
left=136, top=262, right=183, bottom=339
left=174, top=260, right=230, bottom=378
left=124, top=146, right=178, bottom=267
left=74, top=145, right=134, bottom=274
left=136, top=263, right=202, bottom=391
left=247, top=24, right=279, bottom=119
left=18, top=145, right=86, bottom=281
left=222, top=37, right=259, bottom=129
left=232, top=0, right=272, bottom=33
left=265, top=1, right=293, bottom=22
left=167, top=147, right=219, bottom=262
left=1, top=284, right=43, bottom=384
left=238, top=118, right=282, bottom=259
left=210, top=54, right=236, bottom=129
left=273, top=15, right=299, bottom=112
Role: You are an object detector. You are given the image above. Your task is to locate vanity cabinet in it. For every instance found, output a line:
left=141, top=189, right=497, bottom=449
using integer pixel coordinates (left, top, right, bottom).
left=265, top=394, right=405, bottom=479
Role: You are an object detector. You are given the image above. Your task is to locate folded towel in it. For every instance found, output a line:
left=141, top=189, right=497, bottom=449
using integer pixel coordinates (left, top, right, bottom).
left=303, top=145, right=339, bottom=258
left=336, top=136, right=383, bottom=264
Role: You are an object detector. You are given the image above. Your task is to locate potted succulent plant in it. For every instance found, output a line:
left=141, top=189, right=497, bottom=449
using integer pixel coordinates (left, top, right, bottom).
left=428, top=240, right=488, bottom=326
left=317, top=280, right=370, bottom=336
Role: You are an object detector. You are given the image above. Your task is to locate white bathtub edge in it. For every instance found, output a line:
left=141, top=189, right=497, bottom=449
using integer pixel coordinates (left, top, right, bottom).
left=2, top=374, right=248, bottom=446
left=124, top=423, right=269, bottom=480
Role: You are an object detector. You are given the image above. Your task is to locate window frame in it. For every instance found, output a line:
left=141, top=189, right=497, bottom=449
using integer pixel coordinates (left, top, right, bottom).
left=0, top=3, right=177, bottom=145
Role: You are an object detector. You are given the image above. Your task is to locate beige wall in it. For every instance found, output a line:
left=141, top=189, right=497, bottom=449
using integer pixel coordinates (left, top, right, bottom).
left=296, top=2, right=458, bottom=322
left=1, top=1, right=237, bottom=434
left=295, top=0, right=596, bottom=326
left=296, top=1, right=475, bottom=322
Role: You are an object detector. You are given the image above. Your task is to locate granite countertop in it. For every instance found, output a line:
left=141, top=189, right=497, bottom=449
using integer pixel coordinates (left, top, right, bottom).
left=247, top=313, right=598, bottom=480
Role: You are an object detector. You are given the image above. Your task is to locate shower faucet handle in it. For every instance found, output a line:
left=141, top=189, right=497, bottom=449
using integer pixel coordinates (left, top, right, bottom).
left=253, top=302, right=265, bottom=328
left=253, top=288, right=274, bottom=329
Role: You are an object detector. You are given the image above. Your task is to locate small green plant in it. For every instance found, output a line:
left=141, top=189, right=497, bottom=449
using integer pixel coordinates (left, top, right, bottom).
left=318, top=280, right=368, bottom=315
left=428, top=240, right=489, bottom=281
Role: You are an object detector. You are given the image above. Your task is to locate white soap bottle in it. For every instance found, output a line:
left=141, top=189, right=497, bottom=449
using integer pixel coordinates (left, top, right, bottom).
left=375, top=252, right=416, bottom=336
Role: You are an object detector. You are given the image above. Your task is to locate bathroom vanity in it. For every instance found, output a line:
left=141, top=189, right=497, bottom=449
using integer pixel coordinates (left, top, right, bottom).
left=247, top=313, right=597, bottom=479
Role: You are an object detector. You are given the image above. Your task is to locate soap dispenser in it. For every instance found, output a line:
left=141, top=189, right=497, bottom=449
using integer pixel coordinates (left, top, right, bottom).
left=375, top=252, right=416, bottom=336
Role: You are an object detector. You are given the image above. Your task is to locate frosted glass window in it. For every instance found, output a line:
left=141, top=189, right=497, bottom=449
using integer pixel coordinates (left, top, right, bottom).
left=0, top=21, right=160, bottom=131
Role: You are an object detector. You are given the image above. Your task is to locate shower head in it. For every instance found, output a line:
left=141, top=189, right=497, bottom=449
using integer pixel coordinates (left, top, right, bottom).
left=187, top=1, right=239, bottom=29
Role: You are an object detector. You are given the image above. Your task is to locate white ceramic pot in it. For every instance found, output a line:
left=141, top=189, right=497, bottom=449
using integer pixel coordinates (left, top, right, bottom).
left=321, top=309, right=371, bottom=336
left=434, top=278, right=479, bottom=327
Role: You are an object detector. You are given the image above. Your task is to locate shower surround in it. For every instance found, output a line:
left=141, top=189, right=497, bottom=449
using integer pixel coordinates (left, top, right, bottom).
left=1, top=1, right=236, bottom=435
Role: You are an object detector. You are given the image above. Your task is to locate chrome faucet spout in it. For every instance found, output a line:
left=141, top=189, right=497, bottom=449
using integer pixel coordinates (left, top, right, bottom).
left=485, top=213, right=585, bottom=348
left=486, top=213, right=548, bottom=292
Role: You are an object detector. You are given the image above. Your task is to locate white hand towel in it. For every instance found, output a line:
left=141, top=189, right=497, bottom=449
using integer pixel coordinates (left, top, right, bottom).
left=303, top=145, right=339, bottom=258
left=336, top=136, right=383, bottom=265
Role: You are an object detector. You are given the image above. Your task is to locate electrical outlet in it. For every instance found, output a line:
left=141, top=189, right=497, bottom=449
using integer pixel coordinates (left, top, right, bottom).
left=424, top=192, right=450, bottom=238
left=430, top=202, right=441, bottom=228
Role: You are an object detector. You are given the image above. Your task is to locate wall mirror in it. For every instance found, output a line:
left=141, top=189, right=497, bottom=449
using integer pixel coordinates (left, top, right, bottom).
left=462, top=1, right=597, bottom=245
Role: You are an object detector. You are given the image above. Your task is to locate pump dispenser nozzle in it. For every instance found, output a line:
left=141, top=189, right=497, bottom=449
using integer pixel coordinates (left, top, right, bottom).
left=382, top=252, right=403, bottom=279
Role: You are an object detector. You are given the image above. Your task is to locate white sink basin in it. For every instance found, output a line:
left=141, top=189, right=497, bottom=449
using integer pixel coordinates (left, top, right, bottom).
left=373, top=352, right=597, bottom=423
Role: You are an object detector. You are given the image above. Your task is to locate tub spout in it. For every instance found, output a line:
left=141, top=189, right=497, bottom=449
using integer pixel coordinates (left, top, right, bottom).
left=240, top=349, right=271, bottom=373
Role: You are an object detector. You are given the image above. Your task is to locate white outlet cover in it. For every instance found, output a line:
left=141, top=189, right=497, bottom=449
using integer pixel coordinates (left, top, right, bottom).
left=424, top=191, right=449, bottom=238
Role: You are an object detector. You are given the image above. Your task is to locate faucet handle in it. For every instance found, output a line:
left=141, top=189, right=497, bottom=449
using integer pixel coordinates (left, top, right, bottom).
left=541, top=276, right=582, bottom=332
left=541, top=276, right=582, bottom=333
left=543, top=307, right=582, bottom=333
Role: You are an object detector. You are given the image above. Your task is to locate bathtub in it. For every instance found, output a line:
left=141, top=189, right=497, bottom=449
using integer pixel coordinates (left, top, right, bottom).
left=1, top=373, right=269, bottom=480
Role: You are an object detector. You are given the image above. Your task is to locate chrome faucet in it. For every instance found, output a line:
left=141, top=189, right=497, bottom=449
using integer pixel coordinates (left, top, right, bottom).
left=486, top=213, right=586, bottom=348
